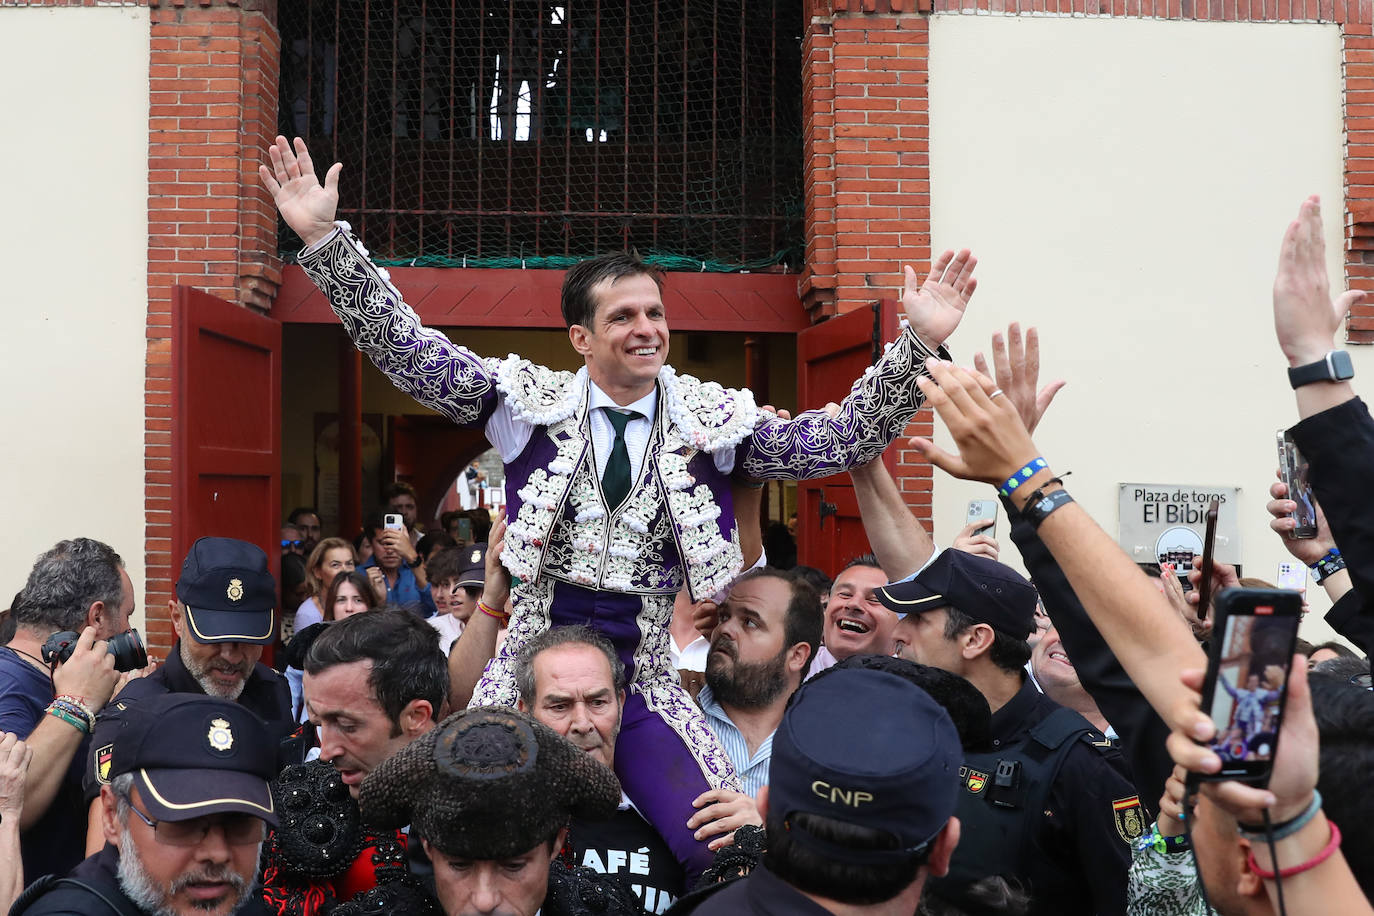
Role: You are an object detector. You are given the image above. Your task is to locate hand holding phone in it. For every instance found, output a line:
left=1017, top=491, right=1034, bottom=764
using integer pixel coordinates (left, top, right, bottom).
left=1195, top=587, right=1302, bottom=785
left=384, top=513, right=405, bottom=531
left=966, top=499, right=998, bottom=537
left=1195, top=500, right=1220, bottom=621
left=1277, top=430, right=1318, bottom=539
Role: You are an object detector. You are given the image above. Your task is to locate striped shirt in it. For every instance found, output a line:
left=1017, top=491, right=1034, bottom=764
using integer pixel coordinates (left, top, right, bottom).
left=697, top=684, right=773, bottom=799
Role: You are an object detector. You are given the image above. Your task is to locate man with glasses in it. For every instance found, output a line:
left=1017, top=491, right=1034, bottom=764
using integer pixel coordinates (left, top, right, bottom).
left=14, top=693, right=276, bottom=915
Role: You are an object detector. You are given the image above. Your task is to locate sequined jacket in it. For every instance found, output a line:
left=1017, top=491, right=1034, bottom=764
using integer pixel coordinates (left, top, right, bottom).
left=299, top=223, right=944, bottom=601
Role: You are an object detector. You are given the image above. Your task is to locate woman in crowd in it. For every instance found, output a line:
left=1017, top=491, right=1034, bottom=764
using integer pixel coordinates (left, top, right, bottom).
left=293, top=537, right=357, bottom=635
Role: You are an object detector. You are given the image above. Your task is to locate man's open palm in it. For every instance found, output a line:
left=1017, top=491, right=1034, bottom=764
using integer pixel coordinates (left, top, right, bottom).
left=259, top=135, right=341, bottom=248
left=901, top=249, right=977, bottom=347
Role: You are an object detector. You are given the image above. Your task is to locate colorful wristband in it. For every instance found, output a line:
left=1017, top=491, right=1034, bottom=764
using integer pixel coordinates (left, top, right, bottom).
left=998, top=458, right=1048, bottom=498
left=1246, top=819, right=1342, bottom=880
left=478, top=601, right=509, bottom=624
left=1311, top=549, right=1345, bottom=585
left=1136, top=823, right=1192, bottom=855
left=46, top=706, right=90, bottom=735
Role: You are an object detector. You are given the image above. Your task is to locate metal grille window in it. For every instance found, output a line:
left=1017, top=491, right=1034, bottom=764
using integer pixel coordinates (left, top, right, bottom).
left=278, top=1, right=804, bottom=271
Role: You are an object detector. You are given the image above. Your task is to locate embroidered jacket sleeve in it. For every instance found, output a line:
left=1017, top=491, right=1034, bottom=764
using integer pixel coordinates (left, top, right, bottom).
left=738, top=326, right=944, bottom=480
left=297, top=223, right=501, bottom=430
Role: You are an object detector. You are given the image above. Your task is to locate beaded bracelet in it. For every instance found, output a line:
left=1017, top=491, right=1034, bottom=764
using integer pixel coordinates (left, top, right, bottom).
left=48, top=697, right=94, bottom=730
left=998, top=458, right=1048, bottom=498
left=46, top=705, right=90, bottom=735
left=478, top=601, right=510, bottom=624
left=1238, top=791, right=1322, bottom=841
left=1311, top=549, right=1346, bottom=585
left=53, top=694, right=96, bottom=725
left=1246, top=820, right=1342, bottom=880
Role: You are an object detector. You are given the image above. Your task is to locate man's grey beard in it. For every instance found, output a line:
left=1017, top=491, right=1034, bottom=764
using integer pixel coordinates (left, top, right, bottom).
left=705, top=639, right=789, bottom=710
left=117, top=824, right=258, bottom=915
left=180, top=641, right=250, bottom=701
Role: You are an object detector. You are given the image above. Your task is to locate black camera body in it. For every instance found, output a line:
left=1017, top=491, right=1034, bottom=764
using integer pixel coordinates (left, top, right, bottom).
left=41, top=628, right=148, bottom=673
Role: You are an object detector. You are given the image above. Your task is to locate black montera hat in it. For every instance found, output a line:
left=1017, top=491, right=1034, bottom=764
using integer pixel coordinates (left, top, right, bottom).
left=103, top=693, right=277, bottom=825
left=176, top=537, right=276, bottom=645
left=875, top=549, right=1037, bottom=641
left=358, top=707, right=621, bottom=859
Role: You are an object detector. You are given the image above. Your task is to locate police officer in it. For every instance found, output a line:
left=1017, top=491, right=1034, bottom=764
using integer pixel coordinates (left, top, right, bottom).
left=877, top=550, right=1139, bottom=916
left=84, top=538, right=297, bottom=841
left=14, top=694, right=277, bottom=916
left=673, top=666, right=964, bottom=916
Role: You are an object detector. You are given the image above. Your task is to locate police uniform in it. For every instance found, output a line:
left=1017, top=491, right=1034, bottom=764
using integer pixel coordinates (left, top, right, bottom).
left=877, top=550, right=1140, bottom=916
left=13, top=694, right=278, bottom=916
left=84, top=538, right=298, bottom=801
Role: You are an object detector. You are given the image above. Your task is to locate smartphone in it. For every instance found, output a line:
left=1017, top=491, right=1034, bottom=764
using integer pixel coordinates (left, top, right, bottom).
left=1195, top=500, right=1220, bottom=621
left=1277, top=430, right=1318, bottom=539
left=1277, top=562, right=1307, bottom=597
left=1196, top=587, right=1302, bottom=783
left=384, top=513, right=405, bottom=531
left=456, top=517, right=473, bottom=542
left=966, top=499, right=998, bottom=537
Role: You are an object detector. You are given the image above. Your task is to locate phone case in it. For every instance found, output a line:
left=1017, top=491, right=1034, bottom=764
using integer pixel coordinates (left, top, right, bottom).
left=1277, top=430, right=1319, bottom=539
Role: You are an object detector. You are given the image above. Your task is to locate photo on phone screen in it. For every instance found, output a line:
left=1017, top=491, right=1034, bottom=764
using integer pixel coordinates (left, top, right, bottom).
left=1199, top=588, right=1301, bottom=782
left=1277, top=430, right=1318, bottom=539
left=966, top=499, right=998, bottom=537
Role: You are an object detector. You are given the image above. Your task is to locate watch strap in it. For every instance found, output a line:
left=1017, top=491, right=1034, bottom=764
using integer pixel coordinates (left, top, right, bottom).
left=1023, top=488, right=1075, bottom=529
left=1288, top=351, right=1354, bottom=389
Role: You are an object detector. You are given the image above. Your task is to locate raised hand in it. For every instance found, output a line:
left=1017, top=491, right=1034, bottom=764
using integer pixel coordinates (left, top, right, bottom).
left=1266, top=478, right=1335, bottom=567
left=908, top=360, right=1038, bottom=486
left=258, top=135, right=342, bottom=248
left=1273, top=196, right=1365, bottom=367
left=901, top=250, right=978, bottom=347
left=951, top=521, right=999, bottom=561
left=973, top=322, right=1065, bottom=436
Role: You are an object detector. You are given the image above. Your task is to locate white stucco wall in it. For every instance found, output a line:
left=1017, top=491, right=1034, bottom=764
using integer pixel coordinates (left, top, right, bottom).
left=0, top=7, right=150, bottom=628
left=928, top=17, right=1351, bottom=643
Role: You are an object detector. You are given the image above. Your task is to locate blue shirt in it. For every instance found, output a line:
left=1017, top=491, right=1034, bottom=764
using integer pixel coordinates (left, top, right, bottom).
left=360, top=557, right=436, bottom=618
left=697, top=684, right=773, bottom=799
left=0, top=647, right=89, bottom=881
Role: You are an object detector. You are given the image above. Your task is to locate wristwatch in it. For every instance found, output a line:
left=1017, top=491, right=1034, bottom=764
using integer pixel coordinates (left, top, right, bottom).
left=1287, top=351, right=1354, bottom=389
left=406, top=555, right=424, bottom=569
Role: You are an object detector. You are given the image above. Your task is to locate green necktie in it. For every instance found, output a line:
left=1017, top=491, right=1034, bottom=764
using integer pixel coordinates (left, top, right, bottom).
left=601, top=408, right=641, bottom=509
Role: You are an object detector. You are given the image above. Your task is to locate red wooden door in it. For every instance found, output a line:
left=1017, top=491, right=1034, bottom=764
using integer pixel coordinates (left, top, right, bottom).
left=795, top=299, right=901, bottom=574
left=173, top=286, right=282, bottom=612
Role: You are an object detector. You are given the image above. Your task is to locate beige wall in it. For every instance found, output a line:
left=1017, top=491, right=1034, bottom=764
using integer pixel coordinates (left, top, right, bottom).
left=0, top=8, right=150, bottom=626
left=928, top=17, right=1351, bottom=642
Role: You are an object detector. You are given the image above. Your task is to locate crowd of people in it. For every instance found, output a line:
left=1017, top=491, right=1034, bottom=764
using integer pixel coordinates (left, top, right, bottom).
left=0, top=139, right=1370, bottom=916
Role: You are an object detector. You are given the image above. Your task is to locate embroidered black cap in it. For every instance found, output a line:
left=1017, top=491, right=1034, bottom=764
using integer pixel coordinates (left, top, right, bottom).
left=456, top=543, right=487, bottom=590
left=103, top=693, right=277, bottom=825
left=176, top=536, right=276, bottom=645
left=768, top=667, right=961, bottom=864
left=875, top=549, right=1037, bottom=641
left=358, top=707, right=621, bottom=859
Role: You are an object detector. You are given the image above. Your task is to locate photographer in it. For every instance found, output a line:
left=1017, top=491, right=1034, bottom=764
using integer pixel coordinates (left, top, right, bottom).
left=0, top=539, right=130, bottom=881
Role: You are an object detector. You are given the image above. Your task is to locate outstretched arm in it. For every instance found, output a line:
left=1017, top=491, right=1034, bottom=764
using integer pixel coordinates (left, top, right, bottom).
left=259, top=136, right=502, bottom=431
left=848, top=456, right=935, bottom=580
left=742, top=250, right=978, bottom=481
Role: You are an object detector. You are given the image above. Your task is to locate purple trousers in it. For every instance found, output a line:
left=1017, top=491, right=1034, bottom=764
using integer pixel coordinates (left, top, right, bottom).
left=548, top=582, right=736, bottom=883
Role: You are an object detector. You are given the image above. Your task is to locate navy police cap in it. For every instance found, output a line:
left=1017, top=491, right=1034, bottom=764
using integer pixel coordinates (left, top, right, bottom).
left=875, top=549, right=1037, bottom=641
left=102, top=694, right=277, bottom=825
left=175, top=537, right=276, bottom=645
left=768, top=667, right=961, bottom=865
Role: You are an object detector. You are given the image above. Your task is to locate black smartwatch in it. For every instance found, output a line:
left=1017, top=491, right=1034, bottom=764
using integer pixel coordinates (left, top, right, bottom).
left=406, top=555, right=424, bottom=569
left=1287, top=350, right=1354, bottom=389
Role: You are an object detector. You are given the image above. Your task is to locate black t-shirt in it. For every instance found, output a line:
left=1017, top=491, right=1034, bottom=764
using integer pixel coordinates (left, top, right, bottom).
left=572, top=806, right=685, bottom=915
left=0, top=648, right=89, bottom=883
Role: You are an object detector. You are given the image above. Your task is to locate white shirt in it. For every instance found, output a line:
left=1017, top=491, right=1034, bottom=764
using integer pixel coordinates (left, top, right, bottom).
left=670, top=634, right=709, bottom=672
left=485, top=379, right=736, bottom=476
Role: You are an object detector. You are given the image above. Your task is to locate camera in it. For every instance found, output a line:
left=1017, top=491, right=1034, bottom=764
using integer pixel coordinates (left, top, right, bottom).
left=41, top=628, right=148, bottom=673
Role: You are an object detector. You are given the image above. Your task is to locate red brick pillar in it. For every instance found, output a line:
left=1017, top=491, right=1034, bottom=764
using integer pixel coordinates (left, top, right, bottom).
left=145, top=0, right=282, bottom=652
left=801, top=0, right=934, bottom=522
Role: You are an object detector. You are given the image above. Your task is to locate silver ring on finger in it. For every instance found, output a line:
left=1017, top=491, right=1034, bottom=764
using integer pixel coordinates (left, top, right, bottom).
left=989, top=388, right=1005, bottom=400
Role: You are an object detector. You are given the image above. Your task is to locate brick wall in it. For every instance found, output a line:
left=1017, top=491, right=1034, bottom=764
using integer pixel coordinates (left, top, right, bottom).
left=144, top=0, right=282, bottom=652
